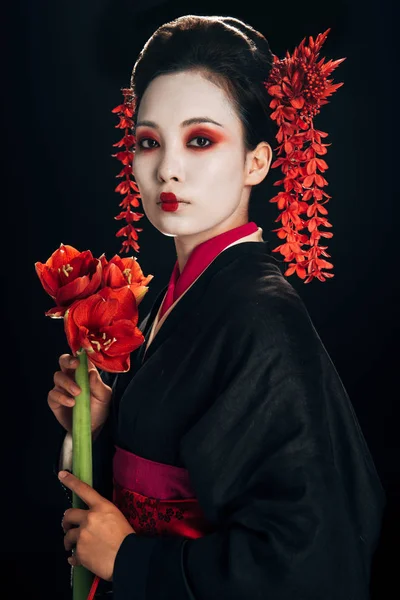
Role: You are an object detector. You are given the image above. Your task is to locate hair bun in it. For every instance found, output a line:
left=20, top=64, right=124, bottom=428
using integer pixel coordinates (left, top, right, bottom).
left=218, top=16, right=273, bottom=76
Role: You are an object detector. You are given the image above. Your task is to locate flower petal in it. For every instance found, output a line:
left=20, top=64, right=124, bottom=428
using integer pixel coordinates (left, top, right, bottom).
left=102, top=321, right=144, bottom=357
left=35, top=263, right=59, bottom=298
left=48, top=244, right=81, bottom=270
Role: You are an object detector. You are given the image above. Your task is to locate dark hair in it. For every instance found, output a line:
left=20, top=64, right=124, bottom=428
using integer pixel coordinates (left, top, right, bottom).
left=130, top=15, right=277, bottom=158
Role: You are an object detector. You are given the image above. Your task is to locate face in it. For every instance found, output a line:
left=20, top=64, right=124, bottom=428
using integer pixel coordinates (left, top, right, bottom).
left=132, top=70, right=255, bottom=242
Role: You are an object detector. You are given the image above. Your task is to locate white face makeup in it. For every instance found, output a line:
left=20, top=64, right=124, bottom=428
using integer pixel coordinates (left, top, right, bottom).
left=132, top=70, right=256, bottom=253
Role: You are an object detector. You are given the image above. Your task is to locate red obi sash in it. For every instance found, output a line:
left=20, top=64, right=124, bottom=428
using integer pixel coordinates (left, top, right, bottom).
left=87, top=445, right=216, bottom=599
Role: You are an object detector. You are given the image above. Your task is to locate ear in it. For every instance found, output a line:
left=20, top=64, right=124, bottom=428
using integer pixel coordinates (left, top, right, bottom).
left=244, top=142, right=273, bottom=186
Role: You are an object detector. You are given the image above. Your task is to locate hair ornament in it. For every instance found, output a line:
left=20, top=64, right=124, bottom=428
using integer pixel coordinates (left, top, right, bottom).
left=112, top=88, right=144, bottom=254
left=264, top=28, right=346, bottom=282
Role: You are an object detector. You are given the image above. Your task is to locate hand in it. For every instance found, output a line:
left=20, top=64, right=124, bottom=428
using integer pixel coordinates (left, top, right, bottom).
left=59, top=471, right=135, bottom=581
left=48, top=353, right=112, bottom=435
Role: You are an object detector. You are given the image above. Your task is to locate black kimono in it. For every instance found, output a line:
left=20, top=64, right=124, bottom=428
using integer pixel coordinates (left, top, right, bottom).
left=55, top=240, right=386, bottom=599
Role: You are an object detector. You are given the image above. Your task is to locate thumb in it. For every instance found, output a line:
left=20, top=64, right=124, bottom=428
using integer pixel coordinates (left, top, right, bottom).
left=89, top=368, right=111, bottom=403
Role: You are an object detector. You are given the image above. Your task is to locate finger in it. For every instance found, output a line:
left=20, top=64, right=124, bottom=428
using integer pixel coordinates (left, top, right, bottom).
left=59, top=353, right=79, bottom=375
left=60, top=353, right=98, bottom=375
left=88, top=369, right=111, bottom=403
left=62, top=508, right=87, bottom=532
left=59, top=354, right=100, bottom=393
left=48, top=386, right=76, bottom=411
left=53, top=371, right=81, bottom=397
left=64, top=527, right=79, bottom=552
left=68, top=554, right=79, bottom=567
left=58, top=471, right=104, bottom=508
left=86, top=356, right=98, bottom=373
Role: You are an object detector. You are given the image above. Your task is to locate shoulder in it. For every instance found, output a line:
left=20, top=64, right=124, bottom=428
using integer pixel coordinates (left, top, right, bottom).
left=209, top=252, right=328, bottom=378
left=218, top=251, right=315, bottom=335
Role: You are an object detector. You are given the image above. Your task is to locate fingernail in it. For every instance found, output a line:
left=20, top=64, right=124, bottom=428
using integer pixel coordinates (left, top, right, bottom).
left=71, top=386, right=80, bottom=395
left=58, top=471, right=68, bottom=479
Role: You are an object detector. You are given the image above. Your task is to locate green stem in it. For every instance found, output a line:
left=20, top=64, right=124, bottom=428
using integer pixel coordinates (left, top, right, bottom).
left=72, top=348, right=94, bottom=600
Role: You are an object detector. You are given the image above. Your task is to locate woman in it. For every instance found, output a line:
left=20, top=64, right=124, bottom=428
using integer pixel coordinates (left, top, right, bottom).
left=50, top=15, right=386, bottom=599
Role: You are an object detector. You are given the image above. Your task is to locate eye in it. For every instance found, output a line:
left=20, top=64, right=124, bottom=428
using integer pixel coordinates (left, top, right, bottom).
left=136, top=135, right=213, bottom=150
left=137, top=138, right=159, bottom=150
left=188, top=136, right=213, bottom=148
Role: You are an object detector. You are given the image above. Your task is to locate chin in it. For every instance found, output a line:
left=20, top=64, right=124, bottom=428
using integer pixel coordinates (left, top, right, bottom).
left=154, top=218, right=199, bottom=237
left=157, top=223, right=192, bottom=237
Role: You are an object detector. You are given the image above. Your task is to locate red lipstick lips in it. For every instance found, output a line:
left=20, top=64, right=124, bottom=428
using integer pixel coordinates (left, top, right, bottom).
left=160, top=192, right=178, bottom=202
left=159, top=192, right=187, bottom=212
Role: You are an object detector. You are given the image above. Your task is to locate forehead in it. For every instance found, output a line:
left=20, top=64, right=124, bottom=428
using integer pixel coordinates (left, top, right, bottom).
left=136, top=70, right=241, bottom=131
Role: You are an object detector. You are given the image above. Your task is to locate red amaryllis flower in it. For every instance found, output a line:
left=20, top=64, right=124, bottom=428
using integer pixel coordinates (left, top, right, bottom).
left=264, top=28, right=346, bottom=283
left=35, top=243, right=151, bottom=600
left=64, top=286, right=144, bottom=372
left=99, top=254, right=154, bottom=305
left=35, top=243, right=102, bottom=318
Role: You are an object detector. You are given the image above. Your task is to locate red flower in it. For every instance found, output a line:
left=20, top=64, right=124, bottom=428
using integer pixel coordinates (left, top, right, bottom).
left=64, top=286, right=144, bottom=372
left=99, top=254, right=154, bottom=305
left=112, top=88, right=145, bottom=255
left=35, top=244, right=102, bottom=318
left=264, top=28, right=346, bottom=283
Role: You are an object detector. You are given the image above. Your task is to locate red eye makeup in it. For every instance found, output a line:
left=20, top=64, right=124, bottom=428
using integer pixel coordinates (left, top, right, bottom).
left=135, top=125, right=228, bottom=151
left=184, top=127, right=227, bottom=145
left=135, top=129, right=158, bottom=150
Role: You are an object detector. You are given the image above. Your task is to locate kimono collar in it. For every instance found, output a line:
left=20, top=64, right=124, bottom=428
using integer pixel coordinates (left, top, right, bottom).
left=159, top=221, right=259, bottom=320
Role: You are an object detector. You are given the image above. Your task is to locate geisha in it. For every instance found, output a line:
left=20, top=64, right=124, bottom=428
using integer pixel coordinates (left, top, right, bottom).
left=49, top=14, right=386, bottom=600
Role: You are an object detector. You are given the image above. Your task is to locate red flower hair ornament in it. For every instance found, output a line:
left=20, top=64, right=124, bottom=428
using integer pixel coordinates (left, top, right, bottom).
left=112, top=28, right=345, bottom=283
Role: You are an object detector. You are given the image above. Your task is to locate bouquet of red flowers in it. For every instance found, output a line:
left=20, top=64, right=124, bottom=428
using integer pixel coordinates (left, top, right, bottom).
left=35, top=243, right=153, bottom=598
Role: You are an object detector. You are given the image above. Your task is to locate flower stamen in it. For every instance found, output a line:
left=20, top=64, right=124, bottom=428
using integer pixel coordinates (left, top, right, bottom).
left=91, top=340, right=102, bottom=352
left=103, top=337, right=117, bottom=349
left=58, top=263, right=73, bottom=277
left=122, top=268, right=132, bottom=284
left=88, top=332, right=118, bottom=353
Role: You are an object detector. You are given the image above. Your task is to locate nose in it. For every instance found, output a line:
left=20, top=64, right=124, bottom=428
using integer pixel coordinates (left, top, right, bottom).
left=157, top=147, right=184, bottom=184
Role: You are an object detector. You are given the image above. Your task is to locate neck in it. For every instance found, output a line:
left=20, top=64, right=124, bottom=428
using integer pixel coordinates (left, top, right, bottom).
left=174, top=215, right=250, bottom=273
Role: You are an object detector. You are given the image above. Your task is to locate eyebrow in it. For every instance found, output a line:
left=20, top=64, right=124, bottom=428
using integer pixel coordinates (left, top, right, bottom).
left=135, top=117, right=224, bottom=129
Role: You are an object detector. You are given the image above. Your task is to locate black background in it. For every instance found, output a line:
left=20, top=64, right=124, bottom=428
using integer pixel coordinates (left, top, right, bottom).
left=2, top=0, right=397, bottom=597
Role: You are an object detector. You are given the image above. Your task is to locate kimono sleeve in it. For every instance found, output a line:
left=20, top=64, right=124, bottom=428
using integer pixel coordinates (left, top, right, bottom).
left=113, top=289, right=375, bottom=599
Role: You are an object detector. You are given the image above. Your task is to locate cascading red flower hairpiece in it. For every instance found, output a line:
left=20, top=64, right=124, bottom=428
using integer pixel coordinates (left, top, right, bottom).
left=112, top=27, right=345, bottom=283
left=111, top=89, right=144, bottom=254
left=264, top=28, right=345, bottom=283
